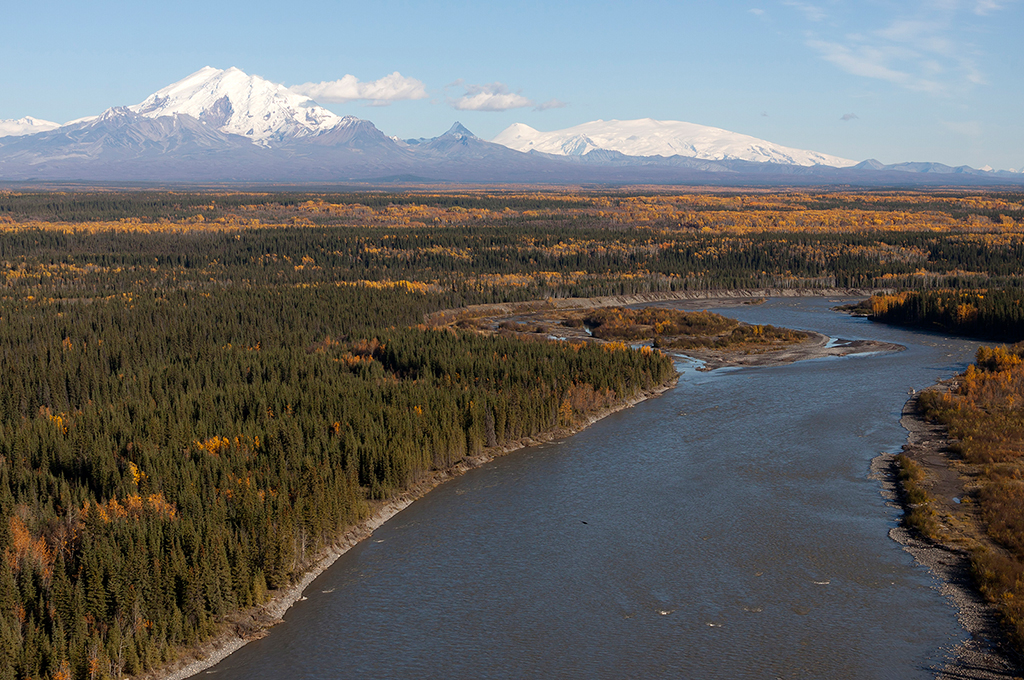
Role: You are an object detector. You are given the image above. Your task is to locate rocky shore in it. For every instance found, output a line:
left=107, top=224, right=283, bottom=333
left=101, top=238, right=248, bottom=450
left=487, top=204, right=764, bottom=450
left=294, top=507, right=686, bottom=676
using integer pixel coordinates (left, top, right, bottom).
left=878, top=391, right=1024, bottom=679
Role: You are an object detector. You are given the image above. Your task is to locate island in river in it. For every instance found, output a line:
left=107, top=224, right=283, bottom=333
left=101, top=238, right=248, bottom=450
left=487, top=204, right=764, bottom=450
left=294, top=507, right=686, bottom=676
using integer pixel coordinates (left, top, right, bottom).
left=430, top=295, right=903, bottom=370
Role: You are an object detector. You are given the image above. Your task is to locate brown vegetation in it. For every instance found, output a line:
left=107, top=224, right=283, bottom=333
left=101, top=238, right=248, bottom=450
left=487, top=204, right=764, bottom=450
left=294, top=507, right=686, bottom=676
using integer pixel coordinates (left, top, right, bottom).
left=582, top=306, right=808, bottom=351
left=916, top=344, right=1024, bottom=651
left=6, top=190, right=1021, bottom=235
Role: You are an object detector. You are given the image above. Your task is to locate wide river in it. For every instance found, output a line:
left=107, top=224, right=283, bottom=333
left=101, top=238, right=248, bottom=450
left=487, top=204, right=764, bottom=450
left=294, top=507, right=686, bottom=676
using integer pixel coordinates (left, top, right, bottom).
left=206, top=298, right=982, bottom=679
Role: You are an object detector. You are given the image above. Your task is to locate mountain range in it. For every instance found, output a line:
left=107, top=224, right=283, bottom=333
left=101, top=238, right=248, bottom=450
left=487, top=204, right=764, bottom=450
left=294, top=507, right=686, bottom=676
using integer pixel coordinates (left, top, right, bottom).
left=1, top=66, right=1021, bottom=186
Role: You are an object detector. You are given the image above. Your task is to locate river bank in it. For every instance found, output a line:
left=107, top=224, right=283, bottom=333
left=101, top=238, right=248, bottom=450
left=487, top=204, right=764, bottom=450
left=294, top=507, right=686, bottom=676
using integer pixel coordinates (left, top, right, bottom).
left=878, top=391, right=1024, bottom=679
left=143, top=377, right=678, bottom=680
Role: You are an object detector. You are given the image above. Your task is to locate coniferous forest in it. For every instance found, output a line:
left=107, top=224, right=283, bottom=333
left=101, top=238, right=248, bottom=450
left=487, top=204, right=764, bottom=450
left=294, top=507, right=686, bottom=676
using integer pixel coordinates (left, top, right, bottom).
left=2, top=188, right=1024, bottom=679
left=866, top=289, right=1024, bottom=340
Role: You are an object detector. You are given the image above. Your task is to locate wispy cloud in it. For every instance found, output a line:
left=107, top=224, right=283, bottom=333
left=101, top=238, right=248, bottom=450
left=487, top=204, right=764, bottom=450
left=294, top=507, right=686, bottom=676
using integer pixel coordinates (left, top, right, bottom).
left=450, top=82, right=533, bottom=112
left=973, top=0, right=1007, bottom=15
left=806, top=39, right=944, bottom=93
left=840, top=113, right=859, bottom=121
left=290, top=72, right=427, bottom=105
left=534, top=98, right=568, bottom=112
left=791, top=0, right=1011, bottom=95
left=782, top=0, right=826, bottom=21
left=942, top=120, right=982, bottom=135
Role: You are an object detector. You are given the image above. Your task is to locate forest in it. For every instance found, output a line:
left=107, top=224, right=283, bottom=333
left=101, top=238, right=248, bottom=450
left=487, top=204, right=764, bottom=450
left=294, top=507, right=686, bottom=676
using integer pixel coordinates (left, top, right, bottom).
left=0, top=282, right=673, bottom=679
left=2, top=187, right=1024, bottom=679
left=865, top=289, right=1024, bottom=340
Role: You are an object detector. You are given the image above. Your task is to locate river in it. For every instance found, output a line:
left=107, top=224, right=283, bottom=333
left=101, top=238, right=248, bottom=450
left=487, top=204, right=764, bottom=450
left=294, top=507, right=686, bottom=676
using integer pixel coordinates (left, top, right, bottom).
left=204, top=297, right=981, bottom=679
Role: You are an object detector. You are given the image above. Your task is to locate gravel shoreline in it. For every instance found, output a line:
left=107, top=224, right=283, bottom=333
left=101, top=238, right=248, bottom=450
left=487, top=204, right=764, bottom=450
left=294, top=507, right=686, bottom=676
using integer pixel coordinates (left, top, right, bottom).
left=426, top=287, right=889, bottom=325
left=876, top=394, right=1024, bottom=679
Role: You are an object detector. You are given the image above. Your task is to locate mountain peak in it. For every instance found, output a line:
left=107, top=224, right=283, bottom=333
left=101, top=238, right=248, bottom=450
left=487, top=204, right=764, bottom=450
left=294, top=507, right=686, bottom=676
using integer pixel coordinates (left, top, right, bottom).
left=98, top=106, right=132, bottom=120
left=0, top=116, right=61, bottom=138
left=129, top=66, right=345, bottom=144
left=855, top=159, right=887, bottom=170
left=444, top=122, right=477, bottom=138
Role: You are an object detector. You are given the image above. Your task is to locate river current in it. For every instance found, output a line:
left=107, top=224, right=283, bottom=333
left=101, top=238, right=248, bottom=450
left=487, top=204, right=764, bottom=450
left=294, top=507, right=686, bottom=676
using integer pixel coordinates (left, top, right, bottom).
left=206, top=298, right=981, bottom=679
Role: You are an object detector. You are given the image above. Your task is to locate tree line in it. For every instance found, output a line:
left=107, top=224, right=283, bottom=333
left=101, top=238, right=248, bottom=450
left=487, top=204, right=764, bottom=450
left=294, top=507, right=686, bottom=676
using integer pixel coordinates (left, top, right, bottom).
left=3, top=224, right=1024, bottom=302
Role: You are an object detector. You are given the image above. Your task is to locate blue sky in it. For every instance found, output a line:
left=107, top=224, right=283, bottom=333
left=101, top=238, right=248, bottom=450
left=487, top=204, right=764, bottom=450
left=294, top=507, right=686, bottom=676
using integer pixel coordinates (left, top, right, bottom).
left=2, top=0, right=1021, bottom=169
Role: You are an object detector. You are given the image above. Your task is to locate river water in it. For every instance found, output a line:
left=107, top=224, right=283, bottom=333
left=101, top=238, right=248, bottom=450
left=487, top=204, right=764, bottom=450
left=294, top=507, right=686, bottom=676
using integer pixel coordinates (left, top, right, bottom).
left=206, top=298, right=981, bottom=680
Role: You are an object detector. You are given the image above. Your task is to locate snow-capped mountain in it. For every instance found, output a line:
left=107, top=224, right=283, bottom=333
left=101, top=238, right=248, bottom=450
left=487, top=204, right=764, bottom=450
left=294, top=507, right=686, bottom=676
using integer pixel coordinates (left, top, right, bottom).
left=0, top=116, right=60, bottom=138
left=2, top=67, right=1021, bottom=185
left=128, top=66, right=347, bottom=144
left=492, top=119, right=857, bottom=168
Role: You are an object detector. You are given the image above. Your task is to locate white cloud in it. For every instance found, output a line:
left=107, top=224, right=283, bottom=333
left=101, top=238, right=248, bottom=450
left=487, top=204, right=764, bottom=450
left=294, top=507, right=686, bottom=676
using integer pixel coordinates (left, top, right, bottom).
left=796, top=0, right=1011, bottom=95
left=450, top=83, right=533, bottom=112
left=749, top=8, right=766, bottom=16
left=290, top=72, right=427, bottom=105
